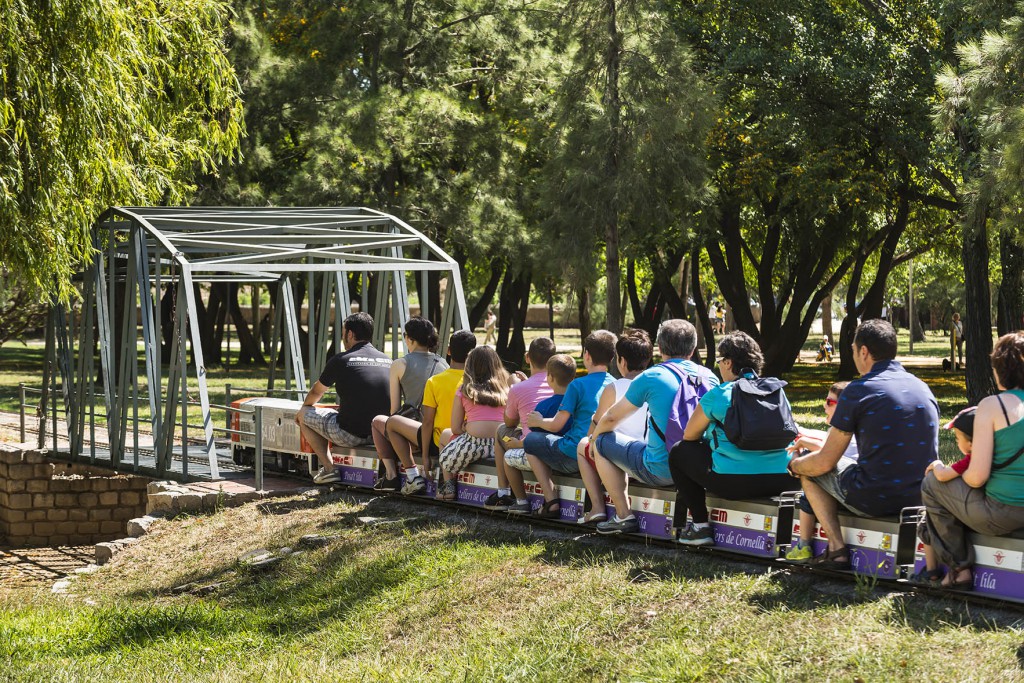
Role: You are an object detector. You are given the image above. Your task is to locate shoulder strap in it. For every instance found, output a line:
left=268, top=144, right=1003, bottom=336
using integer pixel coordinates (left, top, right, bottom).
left=992, top=444, right=1024, bottom=471
left=996, top=394, right=1011, bottom=428
left=647, top=362, right=688, bottom=442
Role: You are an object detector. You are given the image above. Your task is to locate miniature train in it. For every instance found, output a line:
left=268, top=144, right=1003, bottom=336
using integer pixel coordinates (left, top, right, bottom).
left=230, top=397, right=1024, bottom=604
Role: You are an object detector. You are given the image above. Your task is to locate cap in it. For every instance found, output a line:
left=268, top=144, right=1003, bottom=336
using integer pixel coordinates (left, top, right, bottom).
left=944, top=406, right=977, bottom=438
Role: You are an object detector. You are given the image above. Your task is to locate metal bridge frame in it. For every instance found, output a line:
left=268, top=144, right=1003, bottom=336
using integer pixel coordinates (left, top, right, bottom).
left=48, top=207, right=469, bottom=481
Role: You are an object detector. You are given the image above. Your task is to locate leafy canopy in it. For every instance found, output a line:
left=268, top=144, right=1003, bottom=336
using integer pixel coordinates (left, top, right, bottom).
left=0, top=0, right=243, bottom=300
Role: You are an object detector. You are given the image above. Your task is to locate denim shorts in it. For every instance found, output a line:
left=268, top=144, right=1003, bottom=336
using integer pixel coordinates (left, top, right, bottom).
left=523, top=432, right=579, bottom=475
left=806, top=456, right=868, bottom=516
left=593, top=432, right=672, bottom=487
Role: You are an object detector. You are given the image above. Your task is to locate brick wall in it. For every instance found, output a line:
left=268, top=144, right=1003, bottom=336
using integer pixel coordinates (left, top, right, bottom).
left=0, top=444, right=150, bottom=547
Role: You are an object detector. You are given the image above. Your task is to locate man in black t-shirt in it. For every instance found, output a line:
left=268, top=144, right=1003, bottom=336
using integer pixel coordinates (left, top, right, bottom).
left=296, top=312, right=392, bottom=484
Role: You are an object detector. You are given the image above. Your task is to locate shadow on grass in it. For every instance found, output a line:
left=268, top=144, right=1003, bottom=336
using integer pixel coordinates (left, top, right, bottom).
left=883, top=592, right=1024, bottom=633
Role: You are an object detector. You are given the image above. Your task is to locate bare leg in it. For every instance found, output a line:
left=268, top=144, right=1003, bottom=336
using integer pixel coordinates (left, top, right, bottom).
left=297, top=407, right=332, bottom=470
left=526, top=454, right=557, bottom=503
left=494, top=430, right=509, bottom=489
left=800, top=477, right=846, bottom=554
left=371, top=415, right=399, bottom=478
left=923, top=543, right=939, bottom=573
left=385, top=416, right=422, bottom=469
left=594, top=450, right=629, bottom=517
left=506, top=464, right=527, bottom=500
left=576, top=438, right=606, bottom=519
left=798, top=510, right=816, bottom=545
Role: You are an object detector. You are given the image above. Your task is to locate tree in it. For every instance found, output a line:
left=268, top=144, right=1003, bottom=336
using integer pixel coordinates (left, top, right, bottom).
left=0, top=0, right=242, bottom=300
left=540, top=0, right=712, bottom=336
left=673, top=0, right=946, bottom=376
left=932, top=1, right=1022, bottom=401
left=199, top=1, right=555, bottom=365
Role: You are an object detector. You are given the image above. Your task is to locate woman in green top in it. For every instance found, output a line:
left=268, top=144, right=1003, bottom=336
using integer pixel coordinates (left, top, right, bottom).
left=919, top=332, right=1024, bottom=590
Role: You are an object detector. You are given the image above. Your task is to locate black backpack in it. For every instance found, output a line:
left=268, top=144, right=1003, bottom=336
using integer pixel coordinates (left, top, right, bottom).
left=722, top=369, right=799, bottom=451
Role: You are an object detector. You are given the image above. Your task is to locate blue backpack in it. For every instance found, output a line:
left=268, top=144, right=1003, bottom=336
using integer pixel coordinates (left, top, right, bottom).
left=648, top=362, right=716, bottom=452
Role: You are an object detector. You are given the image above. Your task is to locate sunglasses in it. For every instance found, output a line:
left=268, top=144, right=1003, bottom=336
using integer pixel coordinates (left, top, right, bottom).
left=824, top=397, right=838, bottom=407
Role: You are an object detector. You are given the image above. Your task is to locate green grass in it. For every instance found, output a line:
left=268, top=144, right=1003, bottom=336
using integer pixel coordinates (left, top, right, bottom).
left=2, top=494, right=1024, bottom=682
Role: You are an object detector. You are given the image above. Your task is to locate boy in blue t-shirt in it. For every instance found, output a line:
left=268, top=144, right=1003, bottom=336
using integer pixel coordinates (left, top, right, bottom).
left=495, top=355, right=576, bottom=514
left=525, top=331, right=617, bottom=518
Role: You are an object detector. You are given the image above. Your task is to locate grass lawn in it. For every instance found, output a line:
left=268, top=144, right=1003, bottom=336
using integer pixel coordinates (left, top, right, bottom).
left=2, top=492, right=1024, bottom=682
left=0, top=332, right=1016, bottom=681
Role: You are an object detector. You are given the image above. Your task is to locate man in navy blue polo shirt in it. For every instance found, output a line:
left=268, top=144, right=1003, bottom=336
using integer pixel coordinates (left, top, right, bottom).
left=788, top=319, right=939, bottom=569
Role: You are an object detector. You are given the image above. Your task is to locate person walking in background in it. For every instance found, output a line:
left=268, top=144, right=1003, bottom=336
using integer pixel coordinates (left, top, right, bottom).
left=483, top=308, right=497, bottom=346
left=951, top=312, right=965, bottom=367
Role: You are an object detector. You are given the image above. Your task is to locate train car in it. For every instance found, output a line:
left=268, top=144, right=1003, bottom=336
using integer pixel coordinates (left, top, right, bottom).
left=230, top=397, right=316, bottom=474
left=230, top=396, right=1024, bottom=606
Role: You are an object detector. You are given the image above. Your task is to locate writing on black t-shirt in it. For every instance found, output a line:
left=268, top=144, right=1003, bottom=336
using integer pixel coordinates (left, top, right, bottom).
left=317, top=342, right=392, bottom=438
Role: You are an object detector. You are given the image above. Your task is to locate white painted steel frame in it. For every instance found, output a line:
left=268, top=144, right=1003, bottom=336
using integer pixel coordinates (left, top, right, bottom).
left=55, top=207, right=469, bottom=482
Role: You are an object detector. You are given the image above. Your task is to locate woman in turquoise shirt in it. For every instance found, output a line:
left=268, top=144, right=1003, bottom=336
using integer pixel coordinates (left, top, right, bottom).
left=671, top=331, right=795, bottom=546
left=919, top=332, right=1024, bottom=590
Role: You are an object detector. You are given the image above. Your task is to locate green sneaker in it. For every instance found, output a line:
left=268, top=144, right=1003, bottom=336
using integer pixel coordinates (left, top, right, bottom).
left=785, top=543, right=813, bottom=562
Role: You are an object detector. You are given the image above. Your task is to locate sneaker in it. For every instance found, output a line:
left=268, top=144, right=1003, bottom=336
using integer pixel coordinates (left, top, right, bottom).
left=373, top=475, right=401, bottom=492
left=596, top=516, right=639, bottom=535
left=677, top=523, right=715, bottom=546
left=483, top=492, right=516, bottom=511
left=401, top=475, right=427, bottom=496
left=312, top=467, right=340, bottom=484
left=507, top=501, right=531, bottom=515
left=784, top=542, right=813, bottom=562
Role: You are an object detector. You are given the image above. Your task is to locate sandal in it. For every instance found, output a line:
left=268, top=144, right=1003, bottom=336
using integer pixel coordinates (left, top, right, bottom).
left=942, top=568, right=973, bottom=591
left=907, top=567, right=944, bottom=586
left=438, top=480, right=458, bottom=502
left=811, top=546, right=851, bottom=571
left=577, top=511, right=607, bottom=525
left=533, top=499, right=561, bottom=519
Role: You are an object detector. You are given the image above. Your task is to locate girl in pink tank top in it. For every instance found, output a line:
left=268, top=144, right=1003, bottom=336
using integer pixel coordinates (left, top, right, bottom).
left=436, top=346, right=512, bottom=500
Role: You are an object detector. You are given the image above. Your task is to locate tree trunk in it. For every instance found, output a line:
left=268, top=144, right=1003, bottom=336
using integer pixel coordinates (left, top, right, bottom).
left=547, top=281, right=555, bottom=340
left=495, top=266, right=514, bottom=357
left=577, top=284, right=592, bottom=348
left=602, top=0, right=623, bottom=335
left=837, top=252, right=868, bottom=380
left=468, top=258, right=503, bottom=330
left=998, top=230, right=1024, bottom=335
left=962, top=187, right=997, bottom=403
left=691, top=248, right=715, bottom=368
left=821, top=293, right=833, bottom=342
left=509, top=270, right=532, bottom=370
left=229, top=284, right=265, bottom=365
left=496, top=267, right=531, bottom=370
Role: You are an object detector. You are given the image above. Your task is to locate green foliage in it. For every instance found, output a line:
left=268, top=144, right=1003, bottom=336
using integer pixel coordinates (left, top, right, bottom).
left=0, top=0, right=243, bottom=301
left=203, top=0, right=549, bottom=263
